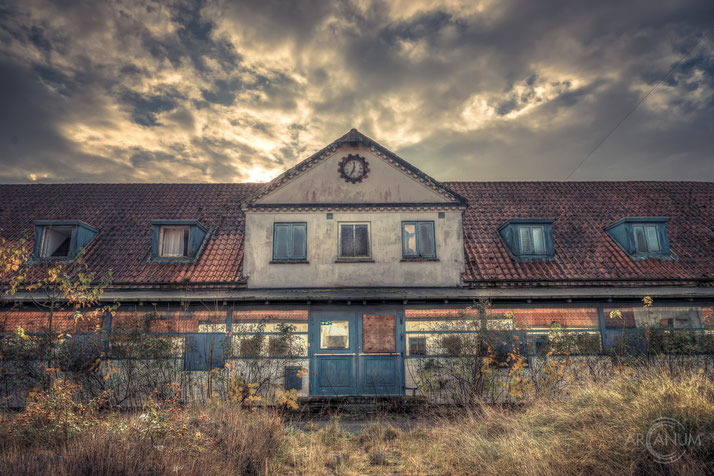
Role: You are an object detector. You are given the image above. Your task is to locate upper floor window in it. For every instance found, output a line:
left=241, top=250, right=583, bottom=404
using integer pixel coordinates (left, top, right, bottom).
left=498, top=219, right=555, bottom=260
left=605, top=218, right=669, bottom=259
left=34, top=221, right=98, bottom=260
left=152, top=220, right=208, bottom=260
left=273, top=223, right=307, bottom=261
left=633, top=224, right=660, bottom=253
left=41, top=226, right=73, bottom=258
left=402, top=221, right=436, bottom=258
left=518, top=225, right=546, bottom=255
left=159, top=226, right=190, bottom=257
left=339, top=223, right=370, bottom=259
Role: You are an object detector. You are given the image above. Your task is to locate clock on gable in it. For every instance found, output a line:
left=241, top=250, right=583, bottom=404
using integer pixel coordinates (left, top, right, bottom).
left=338, top=154, right=370, bottom=183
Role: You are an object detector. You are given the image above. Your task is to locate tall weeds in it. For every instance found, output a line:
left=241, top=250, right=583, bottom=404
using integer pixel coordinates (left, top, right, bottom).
left=1, top=368, right=712, bottom=475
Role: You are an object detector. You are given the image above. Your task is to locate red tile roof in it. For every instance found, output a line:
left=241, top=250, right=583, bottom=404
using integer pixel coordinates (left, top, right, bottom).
left=445, top=181, right=714, bottom=285
left=1, top=181, right=713, bottom=288
left=0, top=183, right=261, bottom=285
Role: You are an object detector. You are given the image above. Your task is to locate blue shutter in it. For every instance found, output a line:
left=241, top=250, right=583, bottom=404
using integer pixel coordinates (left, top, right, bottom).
left=189, top=224, right=208, bottom=256
left=33, top=225, right=44, bottom=257
left=184, top=334, right=226, bottom=371
left=74, top=223, right=98, bottom=255
left=284, top=366, right=303, bottom=390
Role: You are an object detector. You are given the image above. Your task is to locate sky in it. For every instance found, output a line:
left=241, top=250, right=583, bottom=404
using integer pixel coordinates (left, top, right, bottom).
left=0, top=0, right=713, bottom=184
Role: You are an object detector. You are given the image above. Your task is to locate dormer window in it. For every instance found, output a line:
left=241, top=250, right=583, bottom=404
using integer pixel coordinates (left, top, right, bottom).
left=159, top=226, right=190, bottom=257
left=605, top=218, right=670, bottom=259
left=498, top=219, right=555, bottom=260
left=633, top=225, right=660, bottom=253
left=152, top=221, right=207, bottom=260
left=34, top=221, right=98, bottom=260
left=518, top=225, right=546, bottom=255
left=41, top=226, right=73, bottom=258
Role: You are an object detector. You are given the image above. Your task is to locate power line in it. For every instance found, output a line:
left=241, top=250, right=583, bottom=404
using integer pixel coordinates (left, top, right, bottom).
left=564, top=27, right=713, bottom=180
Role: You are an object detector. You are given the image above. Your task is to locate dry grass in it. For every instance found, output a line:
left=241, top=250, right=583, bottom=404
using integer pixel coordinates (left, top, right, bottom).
left=1, top=369, right=712, bottom=475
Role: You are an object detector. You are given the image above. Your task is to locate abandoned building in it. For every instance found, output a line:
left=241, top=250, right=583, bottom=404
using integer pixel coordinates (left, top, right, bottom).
left=1, top=129, right=713, bottom=401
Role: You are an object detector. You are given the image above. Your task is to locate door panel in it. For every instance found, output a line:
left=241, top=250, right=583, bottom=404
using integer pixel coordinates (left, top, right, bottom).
left=310, top=308, right=404, bottom=396
left=359, top=355, right=400, bottom=394
left=317, top=355, right=354, bottom=390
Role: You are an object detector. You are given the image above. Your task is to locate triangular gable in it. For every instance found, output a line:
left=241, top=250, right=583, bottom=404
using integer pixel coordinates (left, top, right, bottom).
left=248, top=129, right=467, bottom=207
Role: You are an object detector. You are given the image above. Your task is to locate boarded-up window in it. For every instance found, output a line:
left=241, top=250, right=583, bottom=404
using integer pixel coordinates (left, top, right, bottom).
left=362, top=314, right=396, bottom=353
left=340, top=223, right=370, bottom=258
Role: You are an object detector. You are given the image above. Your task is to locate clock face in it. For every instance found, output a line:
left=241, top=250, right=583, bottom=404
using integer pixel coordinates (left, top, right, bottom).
left=338, top=154, right=370, bottom=183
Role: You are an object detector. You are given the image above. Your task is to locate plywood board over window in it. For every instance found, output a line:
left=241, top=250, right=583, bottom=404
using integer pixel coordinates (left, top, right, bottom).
left=362, top=314, right=396, bottom=353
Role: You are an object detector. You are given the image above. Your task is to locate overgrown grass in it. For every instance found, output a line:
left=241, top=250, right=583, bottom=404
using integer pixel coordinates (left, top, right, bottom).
left=1, top=369, right=712, bottom=475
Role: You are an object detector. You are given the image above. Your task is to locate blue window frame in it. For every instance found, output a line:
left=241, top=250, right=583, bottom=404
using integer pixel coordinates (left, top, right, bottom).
left=605, top=218, right=670, bottom=259
left=151, top=220, right=208, bottom=260
left=402, top=221, right=436, bottom=258
left=33, top=220, right=98, bottom=260
left=498, top=219, right=555, bottom=260
left=273, top=222, right=307, bottom=261
left=183, top=333, right=226, bottom=371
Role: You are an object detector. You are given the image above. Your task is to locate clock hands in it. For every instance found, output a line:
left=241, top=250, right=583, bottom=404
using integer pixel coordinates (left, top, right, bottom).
left=340, top=155, right=368, bottom=182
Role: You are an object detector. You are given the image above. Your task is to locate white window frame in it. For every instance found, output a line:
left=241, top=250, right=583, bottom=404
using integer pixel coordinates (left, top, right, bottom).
left=633, top=224, right=660, bottom=253
left=518, top=225, right=546, bottom=255
left=337, top=222, right=371, bottom=259
left=40, top=225, right=74, bottom=258
left=158, top=225, right=191, bottom=257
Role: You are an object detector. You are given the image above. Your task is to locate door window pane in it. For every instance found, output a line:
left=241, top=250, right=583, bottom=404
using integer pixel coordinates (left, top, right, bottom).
left=320, top=320, right=349, bottom=349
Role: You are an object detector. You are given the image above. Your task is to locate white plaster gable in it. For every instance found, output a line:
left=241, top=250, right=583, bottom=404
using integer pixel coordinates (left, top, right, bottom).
left=255, top=143, right=456, bottom=205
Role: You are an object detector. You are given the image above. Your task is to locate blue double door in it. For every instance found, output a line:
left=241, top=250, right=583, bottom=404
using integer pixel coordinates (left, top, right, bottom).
left=309, top=308, right=404, bottom=396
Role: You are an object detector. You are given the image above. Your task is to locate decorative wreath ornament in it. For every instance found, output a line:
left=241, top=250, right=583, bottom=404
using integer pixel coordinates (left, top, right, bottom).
left=338, top=154, right=370, bottom=183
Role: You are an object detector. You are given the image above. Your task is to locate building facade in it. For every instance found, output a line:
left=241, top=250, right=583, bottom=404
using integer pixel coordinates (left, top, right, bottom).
left=1, top=129, right=713, bottom=401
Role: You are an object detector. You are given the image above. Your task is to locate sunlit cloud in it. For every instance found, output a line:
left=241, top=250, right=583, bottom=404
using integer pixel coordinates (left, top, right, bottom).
left=0, top=0, right=712, bottom=184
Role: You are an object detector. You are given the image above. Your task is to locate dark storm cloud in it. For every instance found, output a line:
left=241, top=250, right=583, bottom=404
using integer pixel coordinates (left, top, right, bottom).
left=0, top=0, right=712, bottom=183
